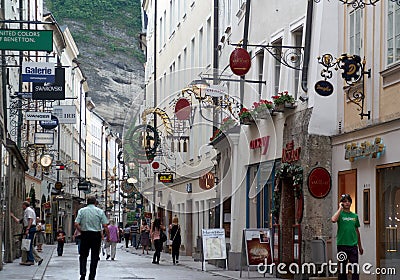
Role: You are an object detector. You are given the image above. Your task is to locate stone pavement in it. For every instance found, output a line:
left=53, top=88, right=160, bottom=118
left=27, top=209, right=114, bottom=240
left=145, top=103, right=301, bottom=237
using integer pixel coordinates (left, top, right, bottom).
left=0, top=243, right=279, bottom=280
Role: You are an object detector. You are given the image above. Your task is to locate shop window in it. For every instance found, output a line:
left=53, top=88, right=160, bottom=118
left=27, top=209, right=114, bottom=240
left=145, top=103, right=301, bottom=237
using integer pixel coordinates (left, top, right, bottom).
left=338, top=169, right=357, bottom=213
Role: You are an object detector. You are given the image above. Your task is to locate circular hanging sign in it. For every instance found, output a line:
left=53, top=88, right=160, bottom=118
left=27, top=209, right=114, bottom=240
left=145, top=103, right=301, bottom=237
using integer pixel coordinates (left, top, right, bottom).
left=40, top=115, right=59, bottom=130
left=314, top=80, right=334, bottom=97
left=174, top=98, right=191, bottom=120
left=308, top=167, right=331, bottom=198
left=199, top=172, right=215, bottom=190
left=229, top=48, right=251, bottom=76
left=152, top=161, right=160, bottom=169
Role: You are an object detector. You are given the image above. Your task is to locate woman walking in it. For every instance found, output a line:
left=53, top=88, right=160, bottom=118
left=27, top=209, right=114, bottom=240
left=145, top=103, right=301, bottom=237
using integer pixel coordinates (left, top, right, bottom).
left=123, top=224, right=131, bottom=249
left=140, top=220, right=150, bottom=254
left=105, top=219, right=119, bottom=260
left=150, top=218, right=165, bottom=264
left=35, top=218, right=46, bottom=252
left=169, top=216, right=181, bottom=265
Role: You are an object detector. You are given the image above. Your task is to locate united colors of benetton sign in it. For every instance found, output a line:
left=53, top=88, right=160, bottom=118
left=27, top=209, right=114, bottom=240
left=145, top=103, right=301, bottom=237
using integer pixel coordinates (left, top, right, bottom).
left=22, top=62, right=55, bottom=83
left=0, top=29, right=53, bottom=51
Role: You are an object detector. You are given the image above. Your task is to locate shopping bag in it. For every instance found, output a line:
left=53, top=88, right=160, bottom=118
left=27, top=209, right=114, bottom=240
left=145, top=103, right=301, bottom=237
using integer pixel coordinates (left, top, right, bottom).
left=21, top=238, right=31, bottom=251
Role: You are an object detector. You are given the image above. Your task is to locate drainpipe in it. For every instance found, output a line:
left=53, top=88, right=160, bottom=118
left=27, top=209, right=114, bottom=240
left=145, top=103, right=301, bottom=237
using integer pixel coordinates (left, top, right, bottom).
left=301, top=0, right=314, bottom=93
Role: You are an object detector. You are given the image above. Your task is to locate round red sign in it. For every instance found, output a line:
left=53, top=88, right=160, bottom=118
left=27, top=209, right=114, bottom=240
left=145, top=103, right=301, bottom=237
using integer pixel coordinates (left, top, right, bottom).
left=229, top=48, right=251, bottom=76
left=308, top=167, right=331, bottom=198
left=151, top=161, right=160, bottom=169
left=174, top=98, right=191, bottom=120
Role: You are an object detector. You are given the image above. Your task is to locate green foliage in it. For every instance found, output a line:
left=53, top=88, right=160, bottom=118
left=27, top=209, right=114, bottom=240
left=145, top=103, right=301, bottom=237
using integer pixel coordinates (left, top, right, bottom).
left=29, top=187, right=36, bottom=209
left=46, top=0, right=144, bottom=61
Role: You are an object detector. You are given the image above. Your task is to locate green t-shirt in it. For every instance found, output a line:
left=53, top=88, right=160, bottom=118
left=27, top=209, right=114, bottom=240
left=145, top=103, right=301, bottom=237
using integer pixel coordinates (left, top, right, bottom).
left=337, top=211, right=360, bottom=246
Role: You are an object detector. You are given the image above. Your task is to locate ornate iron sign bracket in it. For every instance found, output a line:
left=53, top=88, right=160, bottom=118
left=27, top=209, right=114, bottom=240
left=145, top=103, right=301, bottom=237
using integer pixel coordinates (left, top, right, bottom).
left=317, top=53, right=371, bottom=120
left=314, top=0, right=400, bottom=10
left=229, top=43, right=304, bottom=71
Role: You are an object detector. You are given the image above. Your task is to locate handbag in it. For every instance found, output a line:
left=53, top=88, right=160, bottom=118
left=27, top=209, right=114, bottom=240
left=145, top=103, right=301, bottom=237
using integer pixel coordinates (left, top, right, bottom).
left=160, top=230, right=167, bottom=243
left=21, top=238, right=31, bottom=251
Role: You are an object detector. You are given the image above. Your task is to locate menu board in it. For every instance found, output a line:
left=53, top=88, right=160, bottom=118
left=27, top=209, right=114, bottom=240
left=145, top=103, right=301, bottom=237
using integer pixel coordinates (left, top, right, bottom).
left=244, top=228, right=273, bottom=266
left=202, top=228, right=227, bottom=260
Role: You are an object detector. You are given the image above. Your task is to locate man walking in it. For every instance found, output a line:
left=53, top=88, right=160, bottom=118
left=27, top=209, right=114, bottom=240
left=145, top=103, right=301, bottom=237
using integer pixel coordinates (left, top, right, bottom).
left=331, top=194, right=364, bottom=280
left=75, top=196, right=109, bottom=280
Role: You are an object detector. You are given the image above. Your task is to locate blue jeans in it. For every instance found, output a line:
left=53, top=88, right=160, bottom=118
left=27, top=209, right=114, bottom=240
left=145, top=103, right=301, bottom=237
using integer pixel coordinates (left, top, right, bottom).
left=27, top=227, right=37, bottom=262
left=131, top=233, right=136, bottom=247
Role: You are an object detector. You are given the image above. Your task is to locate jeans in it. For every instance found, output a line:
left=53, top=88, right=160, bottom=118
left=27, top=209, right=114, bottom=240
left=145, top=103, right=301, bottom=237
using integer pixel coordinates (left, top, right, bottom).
left=57, top=241, right=64, bottom=256
left=131, top=233, right=137, bottom=247
left=337, top=245, right=359, bottom=280
left=152, top=239, right=162, bottom=263
left=26, top=227, right=37, bottom=262
left=80, top=231, right=102, bottom=279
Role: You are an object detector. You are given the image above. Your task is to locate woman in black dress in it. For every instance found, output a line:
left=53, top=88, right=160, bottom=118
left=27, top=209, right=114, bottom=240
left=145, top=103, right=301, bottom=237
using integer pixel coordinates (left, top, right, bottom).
left=169, top=216, right=181, bottom=265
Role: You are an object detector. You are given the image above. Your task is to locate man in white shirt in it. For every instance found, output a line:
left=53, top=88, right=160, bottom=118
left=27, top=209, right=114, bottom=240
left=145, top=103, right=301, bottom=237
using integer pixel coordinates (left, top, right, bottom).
left=22, top=201, right=37, bottom=264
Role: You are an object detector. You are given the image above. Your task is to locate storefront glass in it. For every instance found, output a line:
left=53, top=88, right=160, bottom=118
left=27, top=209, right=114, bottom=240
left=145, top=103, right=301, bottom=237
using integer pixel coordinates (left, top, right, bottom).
left=377, top=165, right=400, bottom=279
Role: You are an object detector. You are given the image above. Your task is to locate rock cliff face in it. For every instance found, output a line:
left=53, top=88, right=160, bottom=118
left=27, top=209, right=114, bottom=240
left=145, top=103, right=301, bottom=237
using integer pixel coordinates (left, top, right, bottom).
left=44, top=0, right=145, bottom=135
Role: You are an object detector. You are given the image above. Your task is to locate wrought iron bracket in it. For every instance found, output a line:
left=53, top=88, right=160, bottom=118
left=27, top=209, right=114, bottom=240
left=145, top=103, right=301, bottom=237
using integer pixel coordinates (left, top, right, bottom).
left=314, top=0, right=400, bottom=10
left=317, top=53, right=371, bottom=120
left=229, top=43, right=304, bottom=71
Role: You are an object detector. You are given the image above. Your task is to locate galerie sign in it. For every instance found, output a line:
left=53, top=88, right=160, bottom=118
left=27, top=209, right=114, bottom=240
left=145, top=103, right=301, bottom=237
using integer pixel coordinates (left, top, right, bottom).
left=0, top=29, right=53, bottom=51
left=22, top=61, right=55, bottom=83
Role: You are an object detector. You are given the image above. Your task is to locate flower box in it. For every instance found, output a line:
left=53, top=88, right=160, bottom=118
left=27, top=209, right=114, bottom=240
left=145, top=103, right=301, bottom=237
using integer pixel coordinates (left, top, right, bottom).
left=256, top=109, right=274, bottom=119
left=284, top=101, right=296, bottom=109
left=240, top=116, right=255, bottom=125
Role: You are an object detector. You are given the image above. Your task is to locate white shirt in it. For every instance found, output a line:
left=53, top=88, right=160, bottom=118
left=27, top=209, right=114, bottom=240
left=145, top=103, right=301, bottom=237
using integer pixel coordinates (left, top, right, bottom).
left=23, top=207, right=36, bottom=227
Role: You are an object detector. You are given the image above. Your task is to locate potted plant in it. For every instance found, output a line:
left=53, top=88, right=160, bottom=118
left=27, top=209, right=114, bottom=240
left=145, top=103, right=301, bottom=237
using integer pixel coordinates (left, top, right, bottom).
left=272, top=91, right=296, bottom=111
left=239, top=107, right=255, bottom=125
left=209, top=117, right=238, bottom=142
left=253, top=99, right=274, bottom=119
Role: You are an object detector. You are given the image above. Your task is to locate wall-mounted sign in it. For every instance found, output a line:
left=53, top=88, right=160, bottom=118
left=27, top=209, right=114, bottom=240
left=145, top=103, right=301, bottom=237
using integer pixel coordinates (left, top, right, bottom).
left=314, top=80, right=334, bottom=97
left=199, top=172, right=215, bottom=190
left=186, top=183, right=192, bottom=193
left=52, top=105, right=76, bottom=124
left=33, top=67, right=65, bottom=100
left=34, top=132, right=54, bottom=145
left=282, top=140, right=301, bottom=163
left=308, top=167, right=331, bottom=198
left=17, top=92, right=33, bottom=99
left=344, top=137, right=385, bottom=162
left=174, top=98, right=191, bottom=120
left=158, top=173, right=174, bottom=183
left=25, top=111, right=51, bottom=121
left=204, top=85, right=227, bottom=97
left=229, top=48, right=251, bottom=76
left=39, top=115, right=59, bottom=130
left=0, top=29, right=53, bottom=51
left=249, top=136, right=270, bottom=155
left=22, top=61, right=55, bottom=83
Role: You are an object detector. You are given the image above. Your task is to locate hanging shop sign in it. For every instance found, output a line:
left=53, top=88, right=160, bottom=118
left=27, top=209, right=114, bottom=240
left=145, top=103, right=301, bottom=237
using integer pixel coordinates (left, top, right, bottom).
left=39, top=115, right=59, bottom=130
left=282, top=140, right=301, bottom=163
left=25, top=111, right=51, bottom=121
left=199, top=172, right=215, bottom=190
left=314, top=80, right=334, bottom=97
left=344, top=137, right=385, bottom=162
left=204, top=85, right=227, bottom=97
left=34, top=132, right=54, bottom=145
left=249, top=136, right=270, bottom=155
left=174, top=98, right=191, bottom=120
left=22, top=61, right=55, bottom=83
left=158, top=173, right=174, bottom=183
left=229, top=48, right=251, bottom=76
left=52, top=105, right=76, bottom=124
left=308, top=167, right=331, bottom=199
left=32, top=67, right=65, bottom=100
left=0, top=29, right=53, bottom=51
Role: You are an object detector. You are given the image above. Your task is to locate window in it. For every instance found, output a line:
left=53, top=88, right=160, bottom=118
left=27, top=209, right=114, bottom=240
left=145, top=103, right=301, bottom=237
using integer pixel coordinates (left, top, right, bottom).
left=338, top=169, right=357, bottom=213
left=169, top=1, right=173, bottom=36
left=199, top=27, right=203, bottom=66
left=206, top=17, right=212, bottom=66
left=349, top=8, right=362, bottom=56
left=387, top=1, right=400, bottom=64
left=272, top=39, right=282, bottom=95
left=256, top=50, right=264, bottom=97
left=293, top=28, right=303, bottom=98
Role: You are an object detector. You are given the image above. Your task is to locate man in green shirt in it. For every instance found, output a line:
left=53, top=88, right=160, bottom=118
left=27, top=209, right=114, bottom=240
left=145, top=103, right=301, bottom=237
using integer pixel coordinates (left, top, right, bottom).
left=75, top=196, right=109, bottom=280
left=331, top=194, right=363, bottom=280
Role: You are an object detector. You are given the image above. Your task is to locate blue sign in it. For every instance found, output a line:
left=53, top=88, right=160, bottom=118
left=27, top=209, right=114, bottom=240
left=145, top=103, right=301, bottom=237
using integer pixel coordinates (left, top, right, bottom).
left=22, top=61, right=55, bottom=83
left=39, top=115, right=59, bottom=130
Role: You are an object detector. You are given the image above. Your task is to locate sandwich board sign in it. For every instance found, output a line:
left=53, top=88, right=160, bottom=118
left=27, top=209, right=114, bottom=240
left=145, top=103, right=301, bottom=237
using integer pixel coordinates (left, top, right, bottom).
left=201, top=228, right=227, bottom=271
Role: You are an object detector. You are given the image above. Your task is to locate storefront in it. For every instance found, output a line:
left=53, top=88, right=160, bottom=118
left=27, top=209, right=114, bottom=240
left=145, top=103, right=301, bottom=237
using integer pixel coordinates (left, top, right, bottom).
left=332, top=119, right=400, bottom=279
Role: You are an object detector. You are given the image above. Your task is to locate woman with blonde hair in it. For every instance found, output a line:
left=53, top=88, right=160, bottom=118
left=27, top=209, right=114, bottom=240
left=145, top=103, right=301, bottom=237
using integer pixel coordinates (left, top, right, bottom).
left=169, top=215, right=181, bottom=265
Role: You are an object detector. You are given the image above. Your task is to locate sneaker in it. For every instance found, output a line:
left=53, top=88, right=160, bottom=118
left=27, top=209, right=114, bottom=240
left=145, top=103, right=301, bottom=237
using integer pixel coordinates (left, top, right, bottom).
left=176, top=260, right=179, bottom=264
left=106, top=255, right=110, bottom=260
left=38, top=259, right=43, bottom=266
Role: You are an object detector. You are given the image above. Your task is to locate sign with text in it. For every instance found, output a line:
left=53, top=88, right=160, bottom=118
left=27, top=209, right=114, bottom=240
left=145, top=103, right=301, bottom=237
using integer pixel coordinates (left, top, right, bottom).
left=34, top=132, right=54, bottom=145
left=202, top=228, right=227, bottom=260
left=25, top=111, right=51, bottom=121
left=32, top=67, right=65, bottom=100
left=307, top=167, right=331, bottom=198
left=0, top=29, right=53, bottom=51
left=158, top=173, right=174, bottom=183
left=250, top=136, right=270, bottom=155
left=243, top=228, right=272, bottom=266
left=52, top=105, right=76, bottom=124
left=344, top=137, right=385, bottom=162
left=282, top=140, right=301, bottom=163
left=22, top=61, right=55, bottom=83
